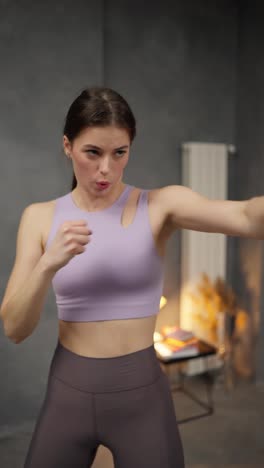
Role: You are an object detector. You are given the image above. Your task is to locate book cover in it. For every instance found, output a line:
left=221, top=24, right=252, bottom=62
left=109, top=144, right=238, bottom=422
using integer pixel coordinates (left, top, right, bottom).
left=161, top=325, right=195, bottom=342
left=154, top=341, right=199, bottom=361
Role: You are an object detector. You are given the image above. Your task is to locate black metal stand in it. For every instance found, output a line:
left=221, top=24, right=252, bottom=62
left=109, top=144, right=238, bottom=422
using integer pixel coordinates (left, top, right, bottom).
left=169, top=369, right=215, bottom=424
left=157, top=339, right=217, bottom=424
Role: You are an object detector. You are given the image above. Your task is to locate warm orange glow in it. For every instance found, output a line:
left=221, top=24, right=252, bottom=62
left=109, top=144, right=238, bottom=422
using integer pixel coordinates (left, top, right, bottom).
left=187, top=273, right=238, bottom=331
left=180, top=273, right=242, bottom=346
left=235, top=309, right=248, bottom=333
left=159, top=295, right=167, bottom=309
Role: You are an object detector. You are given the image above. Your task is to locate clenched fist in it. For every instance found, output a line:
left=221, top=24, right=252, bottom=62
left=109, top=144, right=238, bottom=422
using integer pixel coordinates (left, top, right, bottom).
left=44, top=220, right=92, bottom=272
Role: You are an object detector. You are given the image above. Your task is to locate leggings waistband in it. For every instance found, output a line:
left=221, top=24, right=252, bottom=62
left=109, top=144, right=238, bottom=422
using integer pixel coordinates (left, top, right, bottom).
left=48, top=340, right=162, bottom=393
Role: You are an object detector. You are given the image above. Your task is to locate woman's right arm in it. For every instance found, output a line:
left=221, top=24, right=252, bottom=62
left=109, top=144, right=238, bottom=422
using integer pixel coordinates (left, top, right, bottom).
left=0, top=203, right=57, bottom=344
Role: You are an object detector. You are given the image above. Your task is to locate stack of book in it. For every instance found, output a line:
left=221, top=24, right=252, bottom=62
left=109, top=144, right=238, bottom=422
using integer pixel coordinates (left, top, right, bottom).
left=154, top=325, right=199, bottom=361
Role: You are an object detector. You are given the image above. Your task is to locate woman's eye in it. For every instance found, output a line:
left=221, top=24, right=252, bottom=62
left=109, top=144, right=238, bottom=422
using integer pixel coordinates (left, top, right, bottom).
left=85, top=150, right=125, bottom=156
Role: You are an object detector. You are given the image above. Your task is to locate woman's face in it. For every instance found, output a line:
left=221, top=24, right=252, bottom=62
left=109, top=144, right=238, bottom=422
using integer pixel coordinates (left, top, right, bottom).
left=63, top=125, right=131, bottom=192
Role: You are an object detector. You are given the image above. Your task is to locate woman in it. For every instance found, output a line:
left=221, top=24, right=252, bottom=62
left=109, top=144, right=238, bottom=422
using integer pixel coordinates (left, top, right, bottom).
left=0, top=87, right=263, bottom=467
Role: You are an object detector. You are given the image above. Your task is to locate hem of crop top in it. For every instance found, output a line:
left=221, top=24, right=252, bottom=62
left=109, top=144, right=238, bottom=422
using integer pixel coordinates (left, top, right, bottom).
left=56, top=301, right=161, bottom=322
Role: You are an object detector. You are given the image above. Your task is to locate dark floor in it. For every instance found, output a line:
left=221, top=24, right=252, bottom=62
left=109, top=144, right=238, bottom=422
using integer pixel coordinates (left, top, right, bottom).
left=0, top=374, right=263, bottom=467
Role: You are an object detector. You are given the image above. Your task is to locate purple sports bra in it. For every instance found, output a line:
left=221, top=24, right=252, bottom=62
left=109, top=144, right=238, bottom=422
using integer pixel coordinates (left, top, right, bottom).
left=44, top=184, right=164, bottom=321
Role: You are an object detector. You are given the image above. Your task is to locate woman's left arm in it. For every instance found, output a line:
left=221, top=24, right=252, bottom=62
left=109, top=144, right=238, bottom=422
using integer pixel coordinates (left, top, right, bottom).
left=160, top=184, right=264, bottom=239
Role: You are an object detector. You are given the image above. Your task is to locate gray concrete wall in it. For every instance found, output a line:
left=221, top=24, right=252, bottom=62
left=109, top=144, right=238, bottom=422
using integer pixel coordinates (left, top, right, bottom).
left=0, top=0, right=104, bottom=431
left=0, top=0, right=237, bottom=432
left=232, top=0, right=264, bottom=383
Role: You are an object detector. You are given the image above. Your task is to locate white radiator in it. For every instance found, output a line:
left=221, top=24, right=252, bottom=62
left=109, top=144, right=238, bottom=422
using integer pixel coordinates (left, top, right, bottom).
left=179, top=142, right=234, bottom=375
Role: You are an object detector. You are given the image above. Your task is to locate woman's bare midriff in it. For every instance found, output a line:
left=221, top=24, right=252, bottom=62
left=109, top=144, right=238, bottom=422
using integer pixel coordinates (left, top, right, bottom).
left=41, top=185, right=175, bottom=358
left=58, top=314, right=158, bottom=358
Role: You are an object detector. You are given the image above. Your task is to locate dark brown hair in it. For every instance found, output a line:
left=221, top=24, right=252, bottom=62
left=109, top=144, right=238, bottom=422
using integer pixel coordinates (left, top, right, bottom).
left=63, top=87, right=137, bottom=190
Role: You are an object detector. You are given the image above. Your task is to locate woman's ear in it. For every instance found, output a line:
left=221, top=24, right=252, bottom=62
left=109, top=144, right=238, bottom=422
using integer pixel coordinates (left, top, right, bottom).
left=63, top=135, right=72, bottom=157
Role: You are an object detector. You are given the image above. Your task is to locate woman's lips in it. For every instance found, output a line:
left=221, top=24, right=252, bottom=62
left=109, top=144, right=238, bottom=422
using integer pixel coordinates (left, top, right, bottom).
left=96, top=182, right=110, bottom=189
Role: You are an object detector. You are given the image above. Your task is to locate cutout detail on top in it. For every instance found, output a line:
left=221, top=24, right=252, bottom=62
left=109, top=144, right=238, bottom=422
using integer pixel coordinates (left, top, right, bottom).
left=120, top=188, right=142, bottom=228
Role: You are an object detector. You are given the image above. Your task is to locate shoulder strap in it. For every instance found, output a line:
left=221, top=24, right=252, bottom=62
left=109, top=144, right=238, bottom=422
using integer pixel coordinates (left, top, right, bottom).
left=115, top=184, right=135, bottom=209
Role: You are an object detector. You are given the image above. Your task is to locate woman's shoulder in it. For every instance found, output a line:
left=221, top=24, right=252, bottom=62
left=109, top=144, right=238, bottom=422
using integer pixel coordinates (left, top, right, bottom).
left=140, top=185, right=165, bottom=204
left=30, top=198, right=57, bottom=217
left=140, top=185, right=178, bottom=227
left=27, top=198, right=58, bottom=252
left=129, top=185, right=163, bottom=209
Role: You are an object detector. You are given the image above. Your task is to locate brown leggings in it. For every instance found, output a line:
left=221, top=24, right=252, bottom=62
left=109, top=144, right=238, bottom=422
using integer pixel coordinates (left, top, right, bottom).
left=23, top=340, right=185, bottom=467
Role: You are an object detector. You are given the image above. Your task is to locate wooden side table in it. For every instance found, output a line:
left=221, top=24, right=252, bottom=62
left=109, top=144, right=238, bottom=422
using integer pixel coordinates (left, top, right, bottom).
left=156, top=340, right=218, bottom=424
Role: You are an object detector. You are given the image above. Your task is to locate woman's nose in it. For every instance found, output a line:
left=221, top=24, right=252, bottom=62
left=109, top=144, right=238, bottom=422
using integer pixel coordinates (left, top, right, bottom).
left=99, top=158, right=110, bottom=172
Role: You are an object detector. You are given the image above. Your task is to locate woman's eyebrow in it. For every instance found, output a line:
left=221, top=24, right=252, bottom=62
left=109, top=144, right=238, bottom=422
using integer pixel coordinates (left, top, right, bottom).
left=83, top=144, right=129, bottom=150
